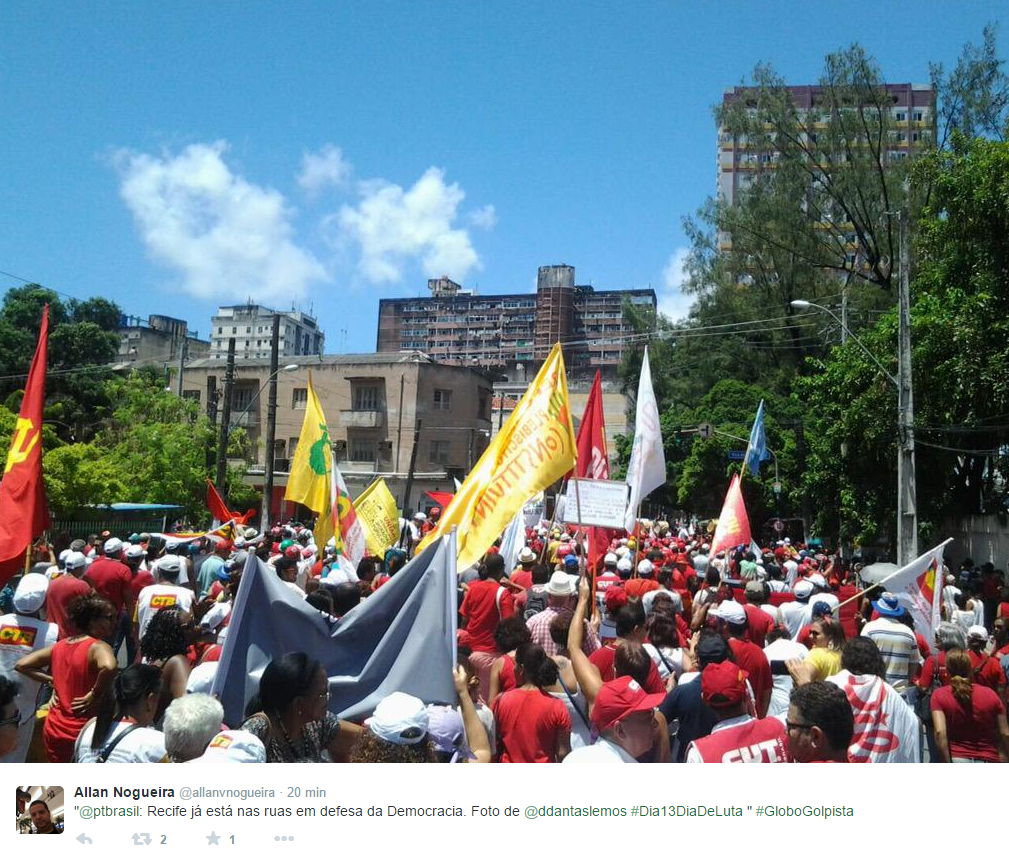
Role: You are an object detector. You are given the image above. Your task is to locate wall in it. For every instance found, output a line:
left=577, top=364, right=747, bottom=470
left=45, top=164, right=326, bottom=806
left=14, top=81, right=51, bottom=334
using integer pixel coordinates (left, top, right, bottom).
left=938, top=514, right=1009, bottom=567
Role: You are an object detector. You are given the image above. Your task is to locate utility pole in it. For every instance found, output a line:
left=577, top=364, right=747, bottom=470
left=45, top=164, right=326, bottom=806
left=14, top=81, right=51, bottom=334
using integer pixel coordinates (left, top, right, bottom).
left=205, top=375, right=218, bottom=473
left=214, top=337, right=236, bottom=498
left=262, top=315, right=280, bottom=528
left=398, top=419, right=422, bottom=547
left=896, top=208, right=918, bottom=564
left=175, top=338, right=188, bottom=396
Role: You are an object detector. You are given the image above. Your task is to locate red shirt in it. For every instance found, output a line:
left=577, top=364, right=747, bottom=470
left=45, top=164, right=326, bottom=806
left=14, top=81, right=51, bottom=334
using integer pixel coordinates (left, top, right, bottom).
left=743, top=604, right=774, bottom=647
left=130, top=570, right=155, bottom=603
left=624, top=578, right=659, bottom=599
left=491, top=688, right=571, bottom=762
left=46, top=575, right=93, bottom=639
left=690, top=716, right=791, bottom=763
left=588, top=644, right=666, bottom=694
left=728, top=637, right=773, bottom=717
left=459, top=579, right=515, bottom=653
left=85, top=557, right=133, bottom=615
left=510, top=569, right=534, bottom=590
left=968, top=650, right=1007, bottom=691
left=917, top=651, right=950, bottom=690
left=930, top=684, right=1005, bottom=762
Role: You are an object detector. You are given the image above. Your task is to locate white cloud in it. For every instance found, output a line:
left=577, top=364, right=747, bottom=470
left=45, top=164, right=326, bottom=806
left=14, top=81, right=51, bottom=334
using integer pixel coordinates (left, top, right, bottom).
left=298, top=144, right=352, bottom=195
left=468, top=204, right=497, bottom=230
left=337, top=167, right=482, bottom=284
left=116, top=141, right=328, bottom=303
left=657, top=247, right=694, bottom=321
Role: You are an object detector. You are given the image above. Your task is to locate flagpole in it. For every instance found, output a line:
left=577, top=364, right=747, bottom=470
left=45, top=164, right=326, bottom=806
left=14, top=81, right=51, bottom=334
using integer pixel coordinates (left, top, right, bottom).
left=833, top=538, right=953, bottom=613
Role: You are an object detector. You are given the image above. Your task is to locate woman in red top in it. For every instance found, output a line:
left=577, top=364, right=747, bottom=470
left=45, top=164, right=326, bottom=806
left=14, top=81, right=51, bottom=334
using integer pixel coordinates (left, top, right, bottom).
left=487, top=617, right=531, bottom=702
left=491, top=643, right=571, bottom=762
left=15, top=593, right=118, bottom=762
left=930, top=649, right=1009, bottom=763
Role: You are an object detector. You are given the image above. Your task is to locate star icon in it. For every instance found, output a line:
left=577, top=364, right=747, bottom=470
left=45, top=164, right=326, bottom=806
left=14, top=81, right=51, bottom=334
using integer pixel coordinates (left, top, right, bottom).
left=206, top=832, right=221, bottom=845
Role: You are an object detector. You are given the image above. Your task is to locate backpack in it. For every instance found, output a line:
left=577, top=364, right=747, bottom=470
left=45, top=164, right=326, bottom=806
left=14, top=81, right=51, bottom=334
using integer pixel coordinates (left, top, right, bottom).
left=524, top=590, right=548, bottom=621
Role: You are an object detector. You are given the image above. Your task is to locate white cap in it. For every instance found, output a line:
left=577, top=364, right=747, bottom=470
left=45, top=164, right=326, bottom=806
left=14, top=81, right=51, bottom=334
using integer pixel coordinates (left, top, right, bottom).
left=636, top=559, right=654, bottom=576
left=808, top=573, right=827, bottom=589
left=201, top=602, right=231, bottom=632
left=186, top=661, right=219, bottom=695
left=366, top=692, right=429, bottom=745
left=712, top=599, right=747, bottom=625
left=157, top=555, right=182, bottom=577
left=58, top=548, right=71, bottom=564
left=125, top=544, right=145, bottom=559
left=560, top=533, right=571, bottom=542
left=103, top=537, right=124, bottom=555
left=616, top=557, right=633, bottom=573
left=793, top=580, right=814, bottom=599
left=13, top=573, right=48, bottom=613
left=413, top=512, right=426, bottom=521
left=65, top=550, right=87, bottom=570
left=603, top=552, right=618, bottom=566
left=967, top=624, right=989, bottom=641
left=193, top=729, right=265, bottom=763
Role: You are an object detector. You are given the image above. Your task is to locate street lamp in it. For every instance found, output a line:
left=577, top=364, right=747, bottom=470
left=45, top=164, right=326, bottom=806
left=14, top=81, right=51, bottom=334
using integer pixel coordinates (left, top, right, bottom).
left=793, top=296, right=916, bottom=563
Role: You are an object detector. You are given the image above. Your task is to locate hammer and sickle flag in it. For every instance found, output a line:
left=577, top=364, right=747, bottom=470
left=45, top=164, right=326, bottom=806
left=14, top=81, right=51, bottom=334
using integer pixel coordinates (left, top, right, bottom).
left=0, top=304, right=51, bottom=587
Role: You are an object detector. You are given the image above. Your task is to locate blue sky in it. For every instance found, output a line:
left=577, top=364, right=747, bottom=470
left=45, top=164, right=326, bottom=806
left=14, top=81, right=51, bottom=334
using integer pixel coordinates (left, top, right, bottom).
left=0, top=2, right=1000, bottom=352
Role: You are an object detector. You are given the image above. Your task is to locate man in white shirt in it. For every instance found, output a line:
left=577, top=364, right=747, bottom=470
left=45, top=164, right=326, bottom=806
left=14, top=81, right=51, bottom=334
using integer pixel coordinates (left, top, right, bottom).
left=763, top=627, right=809, bottom=718
left=778, top=580, right=814, bottom=640
left=136, top=556, right=196, bottom=641
left=563, top=675, right=666, bottom=763
left=860, top=592, right=920, bottom=694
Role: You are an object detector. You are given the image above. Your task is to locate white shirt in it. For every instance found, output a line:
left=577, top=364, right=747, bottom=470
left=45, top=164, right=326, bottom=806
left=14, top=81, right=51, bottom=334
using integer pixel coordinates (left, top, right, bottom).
left=136, top=584, right=195, bottom=640
left=783, top=560, right=798, bottom=588
left=760, top=603, right=782, bottom=624
left=0, top=613, right=58, bottom=764
left=763, top=638, right=808, bottom=718
left=644, top=644, right=684, bottom=680
left=563, top=737, right=638, bottom=764
left=74, top=720, right=167, bottom=763
left=778, top=600, right=812, bottom=640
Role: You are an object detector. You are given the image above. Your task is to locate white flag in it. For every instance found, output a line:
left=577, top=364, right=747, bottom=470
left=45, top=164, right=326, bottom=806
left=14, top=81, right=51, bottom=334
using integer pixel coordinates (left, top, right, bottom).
left=624, top=347, right=666, bottom=531
left=871, top=539, right=950, bottom=645
left=498, top=510, right=527, bottom=574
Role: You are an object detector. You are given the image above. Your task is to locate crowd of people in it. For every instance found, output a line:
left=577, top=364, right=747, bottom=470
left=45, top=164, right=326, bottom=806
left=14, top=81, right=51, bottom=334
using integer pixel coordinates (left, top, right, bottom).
left=1, top=517, right=1008, bottom=764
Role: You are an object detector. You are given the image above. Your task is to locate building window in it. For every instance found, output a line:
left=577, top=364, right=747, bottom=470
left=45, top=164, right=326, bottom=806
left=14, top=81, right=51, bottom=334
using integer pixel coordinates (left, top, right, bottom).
left=350, top=438, right=377, bottom=463
left=217, top=327, right=223, bottom=335
left=478, top=390, right=491, bottom=421
left=430, top=440, right=450, bottom=465
left=353, top=386, right=379, bottom=411
left=182, top=390, right=201, bottom=403
left=292, top=387, right=308, bottom=409
left=289, top=437, right=299, bottom=459
left=895, top=111, right=906, bottom=122
left=433, top=389, right=452, bottom=411
left=913, top=111, right=923, bottom=121
left=231, top=327, right=237, bottom=334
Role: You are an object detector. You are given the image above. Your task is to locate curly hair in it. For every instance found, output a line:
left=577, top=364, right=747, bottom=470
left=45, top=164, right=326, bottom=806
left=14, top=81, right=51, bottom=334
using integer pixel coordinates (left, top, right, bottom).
left=349, top=730, right=437, bottom=763
left=67, top=593, right=115, bottom=636
left=140, top=607, right=189, bottom=662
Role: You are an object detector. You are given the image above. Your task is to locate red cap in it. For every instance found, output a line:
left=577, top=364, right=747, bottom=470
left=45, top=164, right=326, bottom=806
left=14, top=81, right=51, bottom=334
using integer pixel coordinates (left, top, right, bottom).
left=215, top=539, right=234, bottom=554
left=270, top=542, right=281, bottom=555
left=603, top=586, right=628, bottom=613
left=701, top=661, right=749, bottom=708
left=590, top=676, right=666, bottom=732
left=284, top=545, right=301, bottom=558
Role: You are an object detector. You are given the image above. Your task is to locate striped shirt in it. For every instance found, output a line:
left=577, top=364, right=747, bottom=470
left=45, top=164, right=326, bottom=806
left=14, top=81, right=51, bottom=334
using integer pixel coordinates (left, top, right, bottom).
left=861, top=618, right=921, bottom=693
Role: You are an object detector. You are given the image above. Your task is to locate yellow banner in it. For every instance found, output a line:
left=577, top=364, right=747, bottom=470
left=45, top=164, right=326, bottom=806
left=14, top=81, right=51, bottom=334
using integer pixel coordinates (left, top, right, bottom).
left=283, top=373, right=334, bottom=546
left=420, top=342, right=576, bottom=568
left=354, top=478, right=400, bottom=557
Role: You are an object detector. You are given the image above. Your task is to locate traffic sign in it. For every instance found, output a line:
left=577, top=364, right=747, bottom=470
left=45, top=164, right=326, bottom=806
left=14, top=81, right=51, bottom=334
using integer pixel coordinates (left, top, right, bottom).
left=696, top=422, right=714, bottom=439
left=772, top=481, right=782, bottom=494
left=727, top=450, right=745, bottom=460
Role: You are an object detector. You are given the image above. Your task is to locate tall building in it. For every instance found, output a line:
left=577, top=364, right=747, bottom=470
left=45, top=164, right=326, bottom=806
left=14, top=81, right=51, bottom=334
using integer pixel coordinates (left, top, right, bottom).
left=209, top=304, right=324, bottom=360
left=717, top=83, right=935, bottom=250
left=117, top=314, right=210, bottom=365
left=376, top=265, right=655, bottom=376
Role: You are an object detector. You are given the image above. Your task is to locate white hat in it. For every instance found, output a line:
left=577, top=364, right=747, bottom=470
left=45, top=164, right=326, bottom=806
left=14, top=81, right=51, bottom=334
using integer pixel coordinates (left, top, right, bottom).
left=615, top=546, right=630, bottom=558
left=560, top=533, right=571, bottom=542
left=413, top=512, right=426, bottom=521
left=157, top=555, right=182, bottom=577
left=13, top=573, right=48, bottom=613
left=103, top=537, right=124, bottom=555
left=783, top=538, right=791, bottom=545
left=793, top=580, right=814, bottom=599
left=518, top=547, right=537, bottom=564
left=636, top=559, right=654, bottom=576
left=366, top=692, right=429, bottom=745
left=545, top=570, right=577, bottom=597
left=808, top=573, right=827, bottom=589
left=642, top=589, right=674, bottom=616
left=65, top=550, right=87, bottom=570
left=193, top=729, right=265, bottom=763
left=58, top=548, right=71, bottom=564
left=616, top=557, right=633, bottom=574
left=712, top=599, right=747, bottom=625
left=201, top=602, right=231, bottom=632
left=125, top=544, right=145, bottom=559
left=619, top=538, right=628, bottom=546
left=603, top=552, right=618, bottom=566
left=186, top=661, right=219, bottom=695
left=967, top=625, right=989, bottom=641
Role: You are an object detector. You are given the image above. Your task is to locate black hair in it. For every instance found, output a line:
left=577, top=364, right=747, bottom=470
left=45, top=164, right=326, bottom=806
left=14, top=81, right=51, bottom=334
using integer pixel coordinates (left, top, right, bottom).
left=647, top=612, right=679, bottom=649
left=696, top=629, right=731, bottom=668
left=29, top=799, right=48, bottom=811
left=494, top=616, right=531, bottom=654
left=330, top=582, right=361, bottom=617
left=92, top=664, right=162, bottom=749
left=306, top=591, right=334, bottom=614
left=356, top=556, right=379, bottom=581
left=840, top=637, right=885, bottom=678
left=482, top=553, right=505, bottom=580
left=549, top=613, right=572, bottom=650
left=705, top=568, right=720, bottom=586
left=249, top=652, right=324, bottom=716
left=67, top=592, right=115, bottom=635
left=789, top=681, right=854, bottom=753
left=531, top=563, right=550, bottom=585
left=275, top=556, right=298, bottom=578
left=615, top=603, right=646, bottom=638
left=515, top=642, right=559, bottom=689
left=0, top=673, right=18, bottom=708
left=613, top=641, right=651, bottom=685
left=140, top=607, right=188, bottom=662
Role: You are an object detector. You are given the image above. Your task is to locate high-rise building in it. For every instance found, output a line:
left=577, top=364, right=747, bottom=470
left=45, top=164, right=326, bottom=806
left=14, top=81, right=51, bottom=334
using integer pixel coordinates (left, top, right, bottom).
left=376, top=265, right=655, bottom=376
left=209, top=304, right=324, bottom=360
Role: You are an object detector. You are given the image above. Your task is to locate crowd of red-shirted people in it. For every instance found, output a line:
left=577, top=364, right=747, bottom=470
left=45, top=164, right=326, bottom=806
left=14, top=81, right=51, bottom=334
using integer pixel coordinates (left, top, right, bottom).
left=1, top=517, right=1008, bottom=763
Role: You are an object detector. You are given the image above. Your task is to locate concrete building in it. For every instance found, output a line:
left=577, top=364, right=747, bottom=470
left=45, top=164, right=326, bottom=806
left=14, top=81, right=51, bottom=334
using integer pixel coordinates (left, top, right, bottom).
left=117, top=314, right=210, bottom=365
left=376, top=265, right=655, bottom=377
left=209, top=304, right=324, bottom=361
left=179, top=352, right=493, bottom=518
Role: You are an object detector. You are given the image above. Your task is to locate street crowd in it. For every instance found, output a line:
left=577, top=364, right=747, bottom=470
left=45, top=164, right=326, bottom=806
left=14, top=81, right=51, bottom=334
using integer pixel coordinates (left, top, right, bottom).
left=1, top=516, right=1007, bottom=764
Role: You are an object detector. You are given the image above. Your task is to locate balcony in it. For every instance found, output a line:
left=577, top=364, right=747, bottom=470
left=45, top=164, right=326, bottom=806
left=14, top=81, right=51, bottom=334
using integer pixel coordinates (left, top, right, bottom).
left=229, top=410, right=260, bottom=429
left=340, top=409, right=385, bottom=428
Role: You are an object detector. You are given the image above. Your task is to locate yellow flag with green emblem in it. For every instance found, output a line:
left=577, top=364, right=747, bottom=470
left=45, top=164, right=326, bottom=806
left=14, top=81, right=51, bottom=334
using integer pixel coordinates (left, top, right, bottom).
left=354, top=477, right=401, bottom=556
left=284, top=373, right=334, bottom=546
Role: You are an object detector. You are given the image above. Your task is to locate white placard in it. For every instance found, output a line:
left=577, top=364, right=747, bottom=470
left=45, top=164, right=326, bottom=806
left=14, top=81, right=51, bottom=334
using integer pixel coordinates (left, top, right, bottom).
left=562, top=479, right=629, bottom=529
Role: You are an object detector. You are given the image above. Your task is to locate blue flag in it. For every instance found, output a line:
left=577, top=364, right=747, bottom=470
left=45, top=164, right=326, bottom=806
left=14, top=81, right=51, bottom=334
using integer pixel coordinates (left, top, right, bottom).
left=211, top=531, right=458, bottom=725
left=744, top=399, right=771, bottom=477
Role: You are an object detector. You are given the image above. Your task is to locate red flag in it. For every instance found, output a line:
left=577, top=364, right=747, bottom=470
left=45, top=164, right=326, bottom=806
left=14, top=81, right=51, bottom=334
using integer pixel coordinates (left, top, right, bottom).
left=573, top=371, right=611, bottom=570
left=710, top=473, right=751, bottom=557
left=0, top=305, right=50, bottom=587
left=206, top=479, right=256, bottom=526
